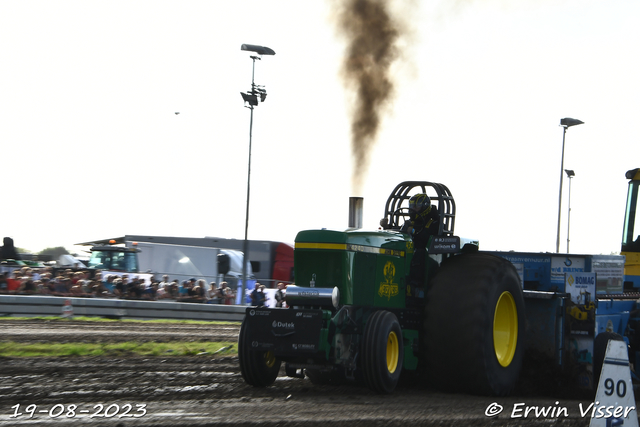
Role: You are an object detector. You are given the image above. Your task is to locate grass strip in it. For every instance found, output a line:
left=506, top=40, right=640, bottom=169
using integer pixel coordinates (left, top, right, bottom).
left=0, top=341, right=237, bottom=357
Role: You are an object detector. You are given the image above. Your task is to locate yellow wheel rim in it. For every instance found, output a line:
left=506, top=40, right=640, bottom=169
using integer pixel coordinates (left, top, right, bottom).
left=263, top=351, right=276, bottom=368
left=493, top=291, right=518, bottom=367
left=386, top=331, right=399, bottom=374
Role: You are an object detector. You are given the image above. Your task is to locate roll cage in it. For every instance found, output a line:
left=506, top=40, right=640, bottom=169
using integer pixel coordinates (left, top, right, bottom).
left=379, top=181, right=456, bottom=237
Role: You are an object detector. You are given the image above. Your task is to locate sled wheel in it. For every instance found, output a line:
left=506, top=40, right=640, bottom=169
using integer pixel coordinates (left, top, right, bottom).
left=593, top=331, right=624, bottom=389
left=361, top=310, right=404, bottom=394
left=238, top=318, right=281, bottom=387
left=424, top=253, right=525, bottom=396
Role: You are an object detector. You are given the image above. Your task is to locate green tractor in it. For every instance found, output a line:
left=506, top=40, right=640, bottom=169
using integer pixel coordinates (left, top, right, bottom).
left=239, top=181, right=525, bottom=395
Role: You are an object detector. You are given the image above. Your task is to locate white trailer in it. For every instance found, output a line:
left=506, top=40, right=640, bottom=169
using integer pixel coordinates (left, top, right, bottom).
left=126, top=241, right=253, bottom=288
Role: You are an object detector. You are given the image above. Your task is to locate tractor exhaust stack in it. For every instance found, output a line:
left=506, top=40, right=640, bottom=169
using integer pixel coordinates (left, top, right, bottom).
left=348, top=197, right=363, bottom=229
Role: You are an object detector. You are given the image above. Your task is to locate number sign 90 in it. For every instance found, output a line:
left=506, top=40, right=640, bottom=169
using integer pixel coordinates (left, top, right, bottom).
left=604, top=378, right=626, bottom=397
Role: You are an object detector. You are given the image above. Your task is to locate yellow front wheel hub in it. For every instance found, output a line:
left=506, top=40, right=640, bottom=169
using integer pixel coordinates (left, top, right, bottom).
left=386, top=331, right=399, bottom=373
left=493, top=291, right=518, bottom=367
left=264, top=351, right=276, bottom=368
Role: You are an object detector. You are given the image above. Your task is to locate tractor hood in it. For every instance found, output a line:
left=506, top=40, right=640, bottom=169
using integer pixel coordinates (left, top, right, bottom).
left=295, top=229, right=410, bottom=255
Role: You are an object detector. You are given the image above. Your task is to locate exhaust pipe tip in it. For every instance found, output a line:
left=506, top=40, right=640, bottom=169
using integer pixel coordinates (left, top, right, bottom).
left=348, top=197, right=363, bottom=229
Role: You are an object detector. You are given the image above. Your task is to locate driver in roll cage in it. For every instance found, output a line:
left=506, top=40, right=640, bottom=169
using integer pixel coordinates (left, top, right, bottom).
left=407, top=194, right=440, bottom=298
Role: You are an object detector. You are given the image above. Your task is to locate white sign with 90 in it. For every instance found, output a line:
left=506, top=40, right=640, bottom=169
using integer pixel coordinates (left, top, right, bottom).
left=589, top=340, right=638, bottom=427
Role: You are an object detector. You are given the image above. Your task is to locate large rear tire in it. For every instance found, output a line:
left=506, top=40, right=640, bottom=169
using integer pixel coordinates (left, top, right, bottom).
left=424, top=253, right=525, bottom=396
left=361, top=310, right=404, bottom=394
left=238, top=318, right=281, bottom=387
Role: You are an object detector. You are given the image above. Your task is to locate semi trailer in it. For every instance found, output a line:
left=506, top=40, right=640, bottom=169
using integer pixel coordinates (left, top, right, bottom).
left=86, top=240, right=251, bottom=288
left=84, top=235, right=293, bottom=288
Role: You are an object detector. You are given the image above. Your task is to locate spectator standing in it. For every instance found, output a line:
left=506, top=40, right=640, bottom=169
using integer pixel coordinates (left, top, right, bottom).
left=196, top=279, right=207, bottom=297
left=251, top=283, right=266, bottom=307
left=128, top=277, right=143, bottom=298
left=158, top=275, right=171, bottom=291
left=69, top=280, right=84, bottom=295
left=185, top=280, right=195, bottom=297
left=168, top=281, right=179, bottom=298
left=80, top=279, right=92, bottom=294
left=143, top=281, right=157, bottom=300
left=206, top=282, right=218, bottom=303
left=275, top=282, right=286, bottom=308
left=217, top=281, right=234, bottom=305
left=41, top=277, right=55, bottom=294
left=103, top=275, right=116, bottom=293
left=18, top=277, right=36, bottom=294
left=250, top=283, right=258, bottom=306
left=113, top=277, right=125, bottom=297
left=179, top=280, right=190, bottom=296
left=156, top=283, right=167, bottom=299
left=193, top=281, right=205, bottom=301
left=53, top=277, right=66, bottom=294
left=215, top=282, right=228, bottom=304
left=225, top=287, right=235, bottom=305
left=71, top=271, right=82, bottom=286
left=25, top=267, right=41, bottom=282
left=188, top=278, right=197, bottom=293
left=35, top=279, right=47, bottom=294
left=8, top=270, right=23, bottom=291
left=0, top=237, right=20, bottom=260
left=92, top=280, right=109, bottom=297
left=0, top=273, right=9, bottom=292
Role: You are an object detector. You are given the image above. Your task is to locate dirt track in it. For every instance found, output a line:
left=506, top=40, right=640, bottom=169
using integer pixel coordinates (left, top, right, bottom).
left=0, top=320, right=634, bottom=426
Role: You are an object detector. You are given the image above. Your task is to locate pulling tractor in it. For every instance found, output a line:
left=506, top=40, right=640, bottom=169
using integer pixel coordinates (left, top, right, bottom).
left=239, top=177, right=635, bottom=395
left=239, top=181, right=525, bottom=395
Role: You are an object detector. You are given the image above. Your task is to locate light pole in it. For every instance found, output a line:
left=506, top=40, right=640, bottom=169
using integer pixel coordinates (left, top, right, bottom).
left=239, top=43, right=275, bottom=304
left=555, top=118, right=583, bottom=253
left=565, top=169, right=575, bottom=253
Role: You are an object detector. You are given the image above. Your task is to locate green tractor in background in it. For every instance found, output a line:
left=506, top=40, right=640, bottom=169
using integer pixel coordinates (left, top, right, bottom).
left=239, top=181, right=525, bottom=395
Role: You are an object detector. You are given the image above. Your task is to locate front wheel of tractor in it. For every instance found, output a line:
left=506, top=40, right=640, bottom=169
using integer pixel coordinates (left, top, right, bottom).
left=361, top=310, right=404, bottom=394
left=238, top=318, right=281, bottom=387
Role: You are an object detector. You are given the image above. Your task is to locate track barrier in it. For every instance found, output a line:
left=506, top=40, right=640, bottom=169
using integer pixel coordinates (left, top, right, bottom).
left=0, top=295, right=245, bottom=322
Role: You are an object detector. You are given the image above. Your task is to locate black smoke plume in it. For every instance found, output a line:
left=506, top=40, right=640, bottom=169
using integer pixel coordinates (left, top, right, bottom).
left=335, top=0, right=403, bottom=195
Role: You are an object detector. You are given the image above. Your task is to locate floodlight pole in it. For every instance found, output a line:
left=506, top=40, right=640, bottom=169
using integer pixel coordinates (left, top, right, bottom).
left=242, top=56, right=258, bottom=305
left=566, top=170, right=574, bottom=253
left=555, top=118, right=583, bottom=253
left=555, top=127, right=568, bottom=253
left=239, top=43, right=274, bottom=304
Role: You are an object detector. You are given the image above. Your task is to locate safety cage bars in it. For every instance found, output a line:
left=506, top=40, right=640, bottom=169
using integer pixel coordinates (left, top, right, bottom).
left=379, top=181, right=456, bottom=236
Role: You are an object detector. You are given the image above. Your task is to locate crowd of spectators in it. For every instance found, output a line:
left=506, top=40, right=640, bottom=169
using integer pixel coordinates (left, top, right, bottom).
left=0, top=266, right=237, bottom=304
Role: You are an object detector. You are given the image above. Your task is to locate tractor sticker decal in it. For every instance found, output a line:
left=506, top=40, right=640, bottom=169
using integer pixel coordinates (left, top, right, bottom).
left=347, top=244, right=405, bottom=257
left=378, top=248, right=405, bottom=257
left=378, top=261, right=399, bottom=300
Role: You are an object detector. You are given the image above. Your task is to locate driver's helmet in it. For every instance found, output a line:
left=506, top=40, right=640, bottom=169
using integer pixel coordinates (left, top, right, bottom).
left=408, top=193, right=432, bottom=222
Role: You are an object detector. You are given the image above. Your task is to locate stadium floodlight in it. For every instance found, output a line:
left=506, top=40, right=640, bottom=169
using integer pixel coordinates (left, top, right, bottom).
left=241, top=44, right=276, bottom=56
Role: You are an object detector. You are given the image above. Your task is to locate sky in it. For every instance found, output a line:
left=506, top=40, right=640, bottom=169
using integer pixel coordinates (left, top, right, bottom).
left=1, top=0, right=638, bottom=258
